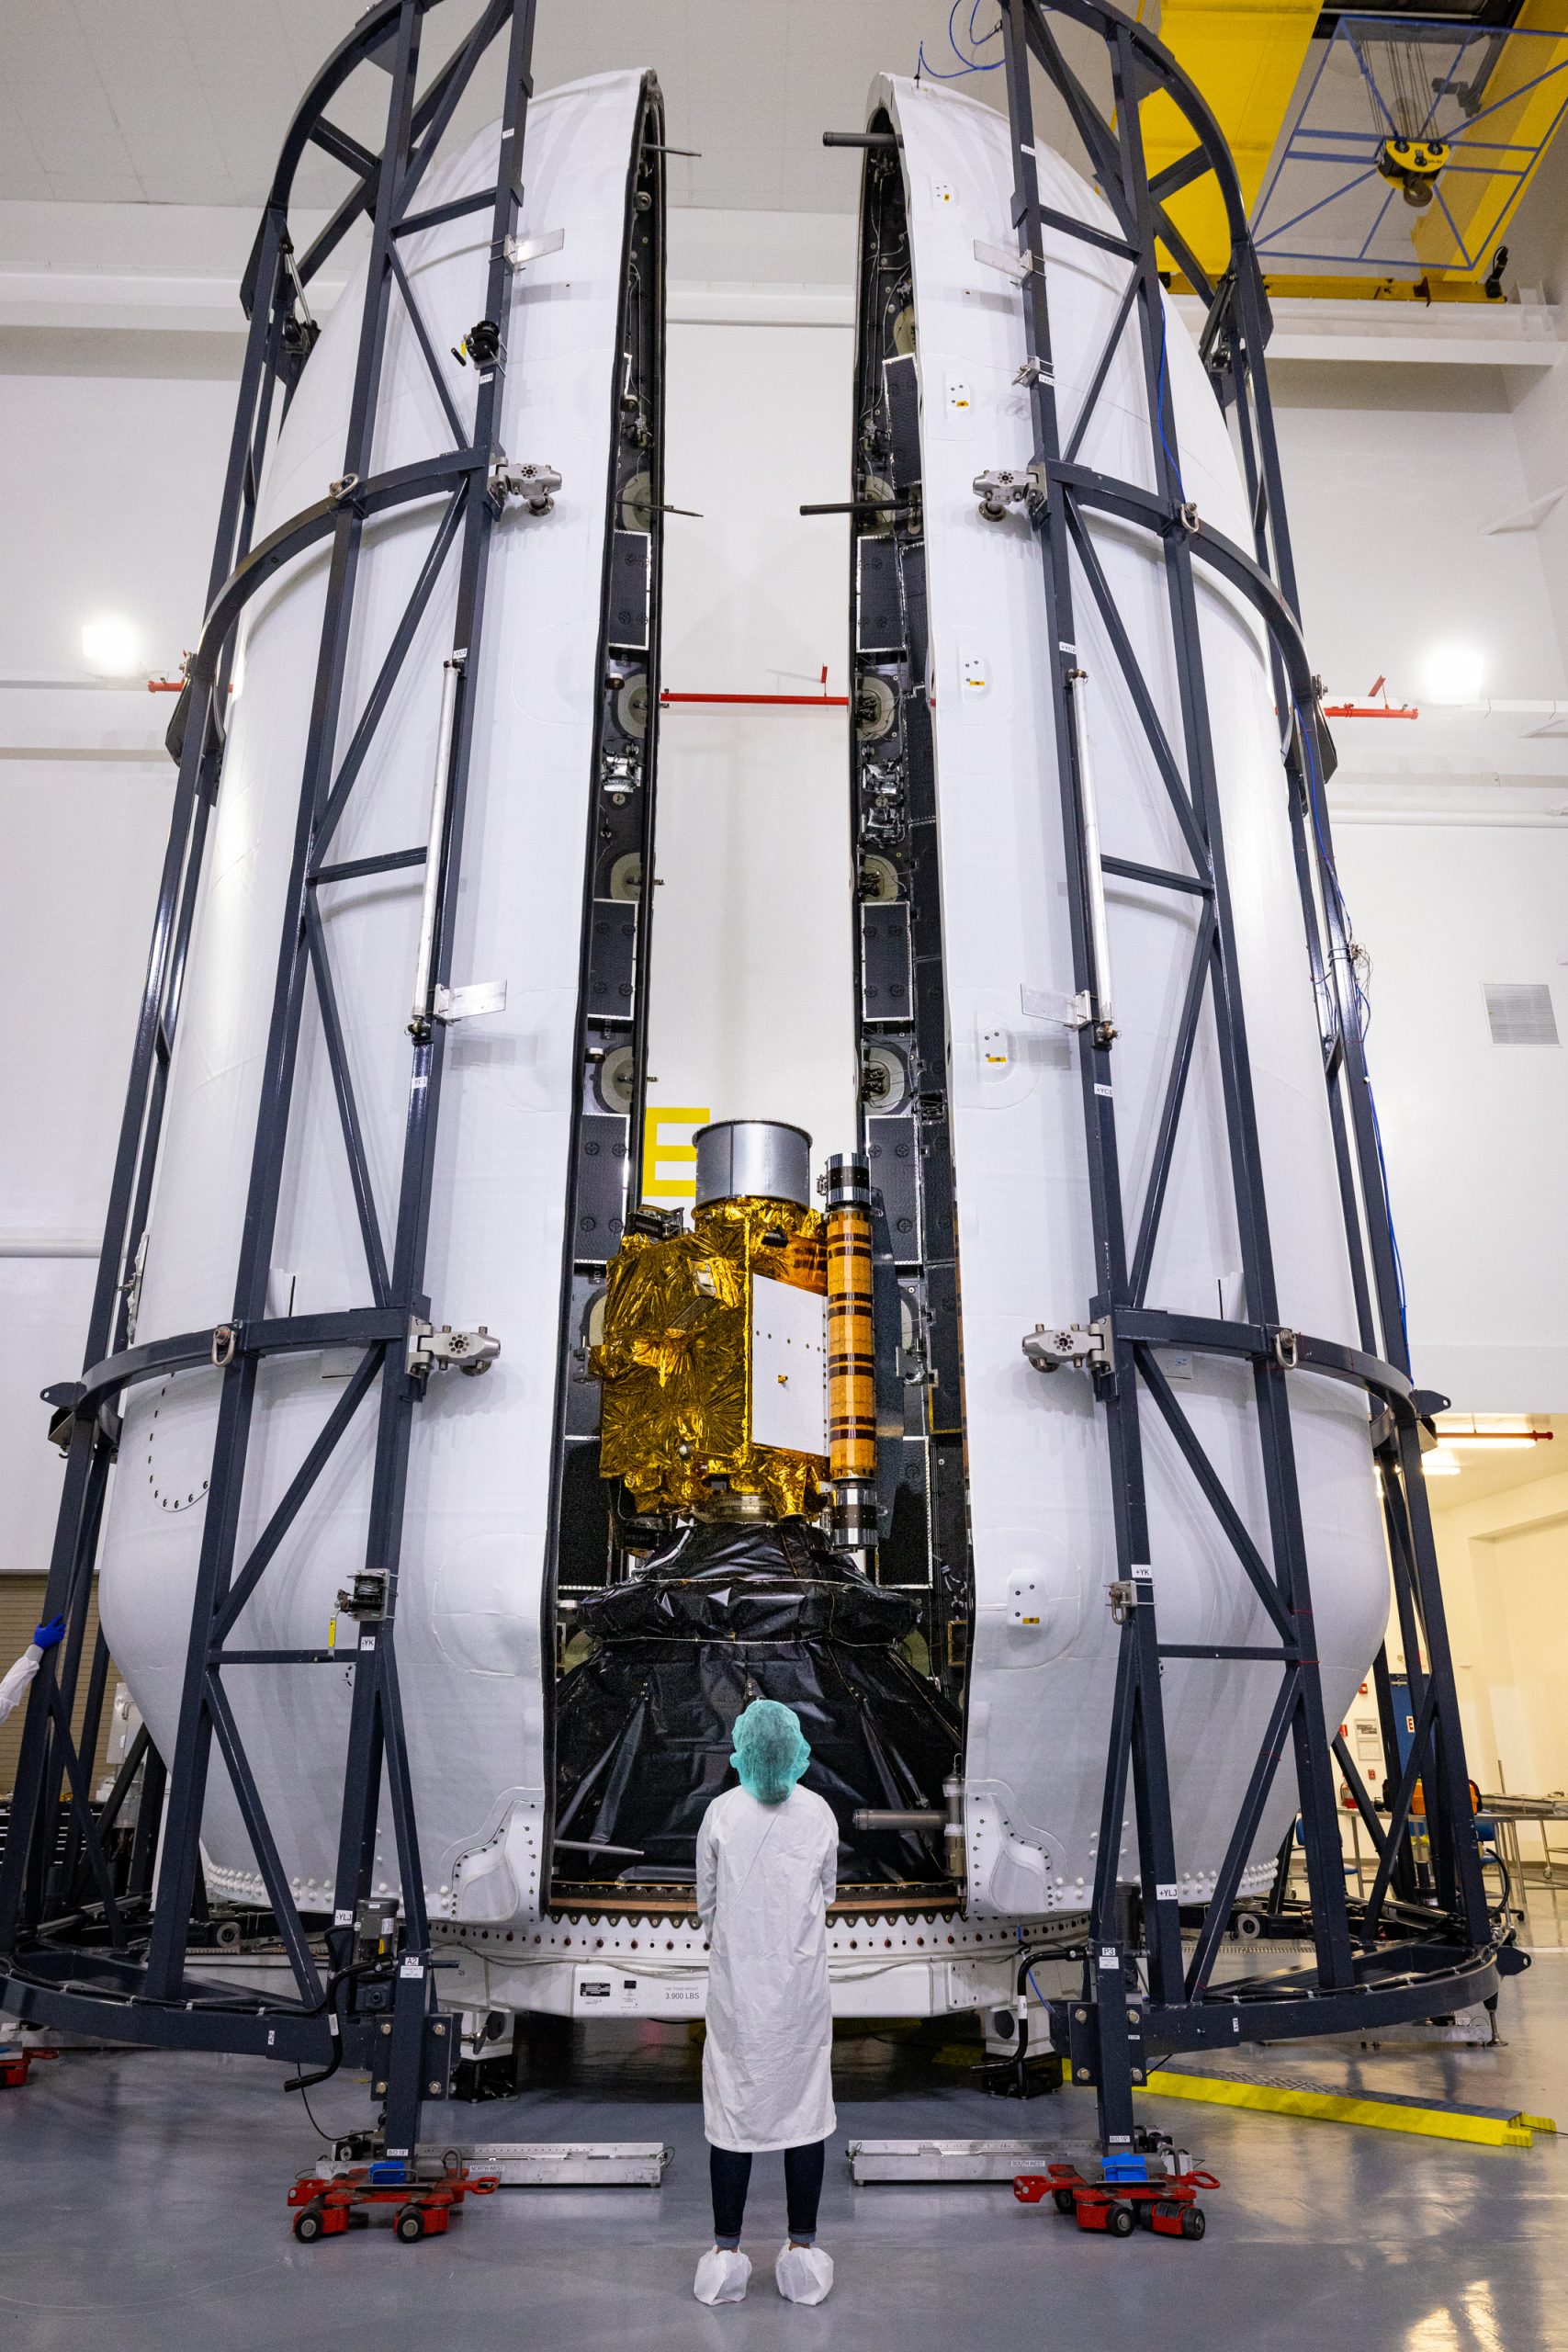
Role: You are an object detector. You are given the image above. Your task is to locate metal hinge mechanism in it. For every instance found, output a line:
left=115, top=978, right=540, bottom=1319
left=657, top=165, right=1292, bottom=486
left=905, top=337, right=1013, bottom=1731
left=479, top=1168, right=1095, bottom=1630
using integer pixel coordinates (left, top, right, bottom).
left=974, top=462, right=1048, bottom=523
left=1022, top=1317, right=1111, bottom=1375
left=407, top=1319, right=502, bottom=1380
left=489, top=458, right=561, bottom=514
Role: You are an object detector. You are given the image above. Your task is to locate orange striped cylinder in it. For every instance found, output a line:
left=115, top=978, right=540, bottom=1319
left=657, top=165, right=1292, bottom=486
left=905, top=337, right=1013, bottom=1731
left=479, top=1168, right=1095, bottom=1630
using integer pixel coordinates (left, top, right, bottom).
left=825, top=1154, right=876, bottom=1487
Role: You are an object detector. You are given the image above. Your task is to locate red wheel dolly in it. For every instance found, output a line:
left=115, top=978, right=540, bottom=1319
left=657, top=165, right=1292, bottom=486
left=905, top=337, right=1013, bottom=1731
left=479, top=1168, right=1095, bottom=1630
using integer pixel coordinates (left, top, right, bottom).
left=1015, top=2156, right=1219, bottom=2240
left=288, top=2154, right=500, bottom=2243
left=0, top=2045, right=59, bottom=2090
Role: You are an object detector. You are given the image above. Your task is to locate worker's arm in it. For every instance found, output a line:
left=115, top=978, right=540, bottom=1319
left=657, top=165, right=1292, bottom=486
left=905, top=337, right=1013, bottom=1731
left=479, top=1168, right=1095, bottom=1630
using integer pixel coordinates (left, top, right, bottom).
left=0, top=1615, right=65, bottom=1727
left=818, top=1808, right=837, bottom=1913
left=695, top=1804, right=717, bottom=1929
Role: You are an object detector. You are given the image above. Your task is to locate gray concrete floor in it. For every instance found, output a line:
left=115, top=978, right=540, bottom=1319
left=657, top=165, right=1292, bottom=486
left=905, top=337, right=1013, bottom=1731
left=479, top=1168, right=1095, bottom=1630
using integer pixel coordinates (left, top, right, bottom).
left=3, top=1951, right=1566, bottom=2352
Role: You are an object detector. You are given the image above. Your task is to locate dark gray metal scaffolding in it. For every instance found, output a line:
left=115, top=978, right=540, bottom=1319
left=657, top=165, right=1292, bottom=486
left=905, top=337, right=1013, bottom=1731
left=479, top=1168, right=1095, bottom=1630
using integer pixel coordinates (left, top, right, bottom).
left=998, top=0, right=1517, bottom=2143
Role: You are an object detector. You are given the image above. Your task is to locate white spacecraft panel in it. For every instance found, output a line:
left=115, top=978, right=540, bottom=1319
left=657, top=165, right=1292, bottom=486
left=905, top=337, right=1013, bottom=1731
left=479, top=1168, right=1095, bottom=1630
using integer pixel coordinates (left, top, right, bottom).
left=877, top=75, right=1388, bottom=1913
left=750, top=1275, right=829, bottom=1456
left=97, top=73, right=652, bottom=1923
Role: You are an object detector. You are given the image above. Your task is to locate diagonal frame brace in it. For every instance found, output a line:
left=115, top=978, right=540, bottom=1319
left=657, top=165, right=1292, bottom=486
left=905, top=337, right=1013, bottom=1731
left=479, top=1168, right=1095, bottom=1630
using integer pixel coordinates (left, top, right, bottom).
left=1134, top=1344, right=1296, bottom=1645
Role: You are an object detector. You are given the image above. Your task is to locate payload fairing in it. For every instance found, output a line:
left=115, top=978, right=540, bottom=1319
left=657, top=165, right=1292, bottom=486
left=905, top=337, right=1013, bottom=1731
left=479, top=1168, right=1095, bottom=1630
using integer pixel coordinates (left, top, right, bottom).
left=94, top=66, right=1386, bottom=2025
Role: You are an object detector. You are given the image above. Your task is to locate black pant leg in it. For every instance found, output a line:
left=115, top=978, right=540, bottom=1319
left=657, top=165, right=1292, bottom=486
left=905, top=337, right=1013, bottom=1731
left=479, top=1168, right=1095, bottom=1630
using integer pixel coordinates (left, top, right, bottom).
left=710, top=2144, right=753, bottom=2243
left=783, top=2140, right=826, bottom=2241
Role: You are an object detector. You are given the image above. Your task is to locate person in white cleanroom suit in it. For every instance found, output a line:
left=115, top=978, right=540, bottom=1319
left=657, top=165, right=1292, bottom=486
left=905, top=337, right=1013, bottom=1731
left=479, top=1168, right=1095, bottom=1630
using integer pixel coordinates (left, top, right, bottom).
left=0, top=1614, right=64, bottom=1725
left=692, top=1698, right=839, bottom=2308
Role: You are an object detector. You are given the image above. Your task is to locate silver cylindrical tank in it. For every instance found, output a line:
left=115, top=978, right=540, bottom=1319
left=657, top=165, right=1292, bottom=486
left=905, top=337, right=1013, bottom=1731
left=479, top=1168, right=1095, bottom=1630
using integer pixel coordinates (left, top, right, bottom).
left=694, top=1119, right=813, bottom=1207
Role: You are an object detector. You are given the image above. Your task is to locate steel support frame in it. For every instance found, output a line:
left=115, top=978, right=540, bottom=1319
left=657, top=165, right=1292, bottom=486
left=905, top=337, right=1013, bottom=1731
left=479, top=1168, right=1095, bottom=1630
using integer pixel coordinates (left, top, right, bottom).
left=0, top=0, right=546, bottom=2157
left=998, top=0, right=1506, bottom=2149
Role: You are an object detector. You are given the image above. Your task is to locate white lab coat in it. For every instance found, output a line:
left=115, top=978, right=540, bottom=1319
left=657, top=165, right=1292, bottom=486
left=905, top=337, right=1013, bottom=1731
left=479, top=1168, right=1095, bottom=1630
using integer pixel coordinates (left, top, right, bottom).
left=0, top=1645, right=42, bottom=1726
left=695, top=1783, right=838, bottom=2153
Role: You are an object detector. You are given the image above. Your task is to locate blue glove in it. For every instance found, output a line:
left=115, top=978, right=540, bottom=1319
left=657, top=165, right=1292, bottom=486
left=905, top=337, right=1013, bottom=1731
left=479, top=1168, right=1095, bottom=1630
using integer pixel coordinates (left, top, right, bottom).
left=32, top=1615, right=65, bottom=1650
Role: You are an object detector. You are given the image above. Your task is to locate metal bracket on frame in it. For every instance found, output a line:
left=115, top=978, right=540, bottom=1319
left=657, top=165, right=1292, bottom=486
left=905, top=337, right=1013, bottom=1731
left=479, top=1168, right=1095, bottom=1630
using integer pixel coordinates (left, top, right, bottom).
left=1108, top=1566, right=1153, bottom=1623
left=974, top=237, right=1034, bottom=284
left=1020, top=981, right=1094, bottom=1032
left=502, top=225, right=565, bottom=271
left=433, top=978, right=508, bottom=1023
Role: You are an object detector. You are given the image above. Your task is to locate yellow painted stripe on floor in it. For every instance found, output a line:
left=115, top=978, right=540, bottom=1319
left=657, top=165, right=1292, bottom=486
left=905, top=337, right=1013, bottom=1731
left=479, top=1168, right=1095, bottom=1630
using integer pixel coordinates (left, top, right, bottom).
left=1144, top=2069, right=1536, bottom=2148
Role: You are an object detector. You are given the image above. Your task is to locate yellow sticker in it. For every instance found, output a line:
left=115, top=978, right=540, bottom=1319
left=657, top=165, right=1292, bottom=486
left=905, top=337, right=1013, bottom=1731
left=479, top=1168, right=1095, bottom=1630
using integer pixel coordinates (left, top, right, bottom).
left=641, top=1105, right=711, bottom=1201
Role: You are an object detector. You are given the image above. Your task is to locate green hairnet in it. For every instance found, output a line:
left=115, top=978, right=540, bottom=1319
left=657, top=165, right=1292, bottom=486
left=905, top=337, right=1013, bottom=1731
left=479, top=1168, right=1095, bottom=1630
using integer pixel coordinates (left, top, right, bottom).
left=729, top=1699, right=812, bottom=1804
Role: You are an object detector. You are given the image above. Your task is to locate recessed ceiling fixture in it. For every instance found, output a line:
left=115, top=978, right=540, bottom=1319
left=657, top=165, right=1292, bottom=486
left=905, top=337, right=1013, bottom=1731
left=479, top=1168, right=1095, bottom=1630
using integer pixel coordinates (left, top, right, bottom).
left=81, top=616, right=143, bottom=678
left=1484, top=984, right=1559, bottom=1046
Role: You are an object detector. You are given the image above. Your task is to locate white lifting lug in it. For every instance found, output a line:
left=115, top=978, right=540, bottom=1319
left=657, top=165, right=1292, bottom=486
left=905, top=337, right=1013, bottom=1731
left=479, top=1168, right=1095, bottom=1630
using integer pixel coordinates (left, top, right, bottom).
left=407, top=1318, right=502, bottom=1380
left=489, top=458, right=561, bottom=514
left=1021, top=1316, right=1111, bottom=1375
left=974, top=463, right=1047, bottom=524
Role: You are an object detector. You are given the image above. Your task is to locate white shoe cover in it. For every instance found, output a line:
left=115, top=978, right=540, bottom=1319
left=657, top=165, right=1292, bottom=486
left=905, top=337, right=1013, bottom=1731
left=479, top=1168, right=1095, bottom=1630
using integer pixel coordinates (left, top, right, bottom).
left=775, top=2244, right=835, bottom=2305
left=694, top=2248, right=751, bottom=2305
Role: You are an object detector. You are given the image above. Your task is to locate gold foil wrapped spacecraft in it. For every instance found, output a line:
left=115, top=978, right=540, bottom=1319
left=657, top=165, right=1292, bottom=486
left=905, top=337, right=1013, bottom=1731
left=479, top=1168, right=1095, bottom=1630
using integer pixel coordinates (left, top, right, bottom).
left=593, top=1194, right=828, bottom=1520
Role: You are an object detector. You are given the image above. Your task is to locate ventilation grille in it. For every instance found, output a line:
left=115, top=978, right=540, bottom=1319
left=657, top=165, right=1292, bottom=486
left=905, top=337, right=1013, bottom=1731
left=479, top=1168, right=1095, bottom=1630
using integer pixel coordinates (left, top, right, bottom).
left=1484, top=983, right=1560, bottom=1046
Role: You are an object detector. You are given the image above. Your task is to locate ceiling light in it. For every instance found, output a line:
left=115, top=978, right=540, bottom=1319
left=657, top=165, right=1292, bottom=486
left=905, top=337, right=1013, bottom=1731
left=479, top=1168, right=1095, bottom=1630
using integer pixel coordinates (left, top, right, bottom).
left=82, top=616, right=143, bottom=678
left=1419, top=642, right=1485, bottom=706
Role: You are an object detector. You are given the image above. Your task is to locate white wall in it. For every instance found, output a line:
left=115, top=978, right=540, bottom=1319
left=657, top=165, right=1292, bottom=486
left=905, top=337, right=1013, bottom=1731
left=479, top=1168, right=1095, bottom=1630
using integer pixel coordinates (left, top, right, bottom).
left=1427, top=1462, right=1568, bottom=1798
left=1270, top=375, right=1568, bottom=1409
left=1328, top=817, right=1568, bottom=1408
left=647, top=308, right=856, bottom=1181
left=0, top=370, right=230, bottom=1574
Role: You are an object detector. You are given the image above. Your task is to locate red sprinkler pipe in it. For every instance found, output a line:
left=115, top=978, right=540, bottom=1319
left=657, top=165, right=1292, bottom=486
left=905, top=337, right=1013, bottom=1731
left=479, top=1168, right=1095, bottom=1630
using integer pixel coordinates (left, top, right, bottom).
left=660, top=662, right=848, bottom=708
left=1323, top=675, right=1417, bottom=719
left=660, top=690, right=849, bottom=707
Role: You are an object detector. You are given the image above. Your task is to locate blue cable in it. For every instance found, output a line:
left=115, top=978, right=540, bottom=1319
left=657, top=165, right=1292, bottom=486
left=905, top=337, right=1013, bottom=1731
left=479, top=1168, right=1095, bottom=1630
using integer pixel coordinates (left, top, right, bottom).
left=1368, top=1088, right=1410, bottom=1356
left=1156, top=309, right=1186, bottom=500
left=918, top=0, right=1003, bottom=79
left=1293, top=700, right=1410, bottom=1356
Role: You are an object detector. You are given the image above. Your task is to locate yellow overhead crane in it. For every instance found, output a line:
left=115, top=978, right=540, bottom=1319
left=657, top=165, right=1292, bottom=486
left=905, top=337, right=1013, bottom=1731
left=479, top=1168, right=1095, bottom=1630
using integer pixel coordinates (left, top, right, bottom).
left=1138, top=0, right=1320, bottom=277
left=1412, top=0, right=1568, bottom=282
left=1138, top=0, right=1568, bottom=300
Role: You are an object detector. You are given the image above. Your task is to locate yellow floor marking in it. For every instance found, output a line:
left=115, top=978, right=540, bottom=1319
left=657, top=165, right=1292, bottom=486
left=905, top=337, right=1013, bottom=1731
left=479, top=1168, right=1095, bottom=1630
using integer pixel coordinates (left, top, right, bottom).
left=1144, top=2069, right=1542, bottom=2149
